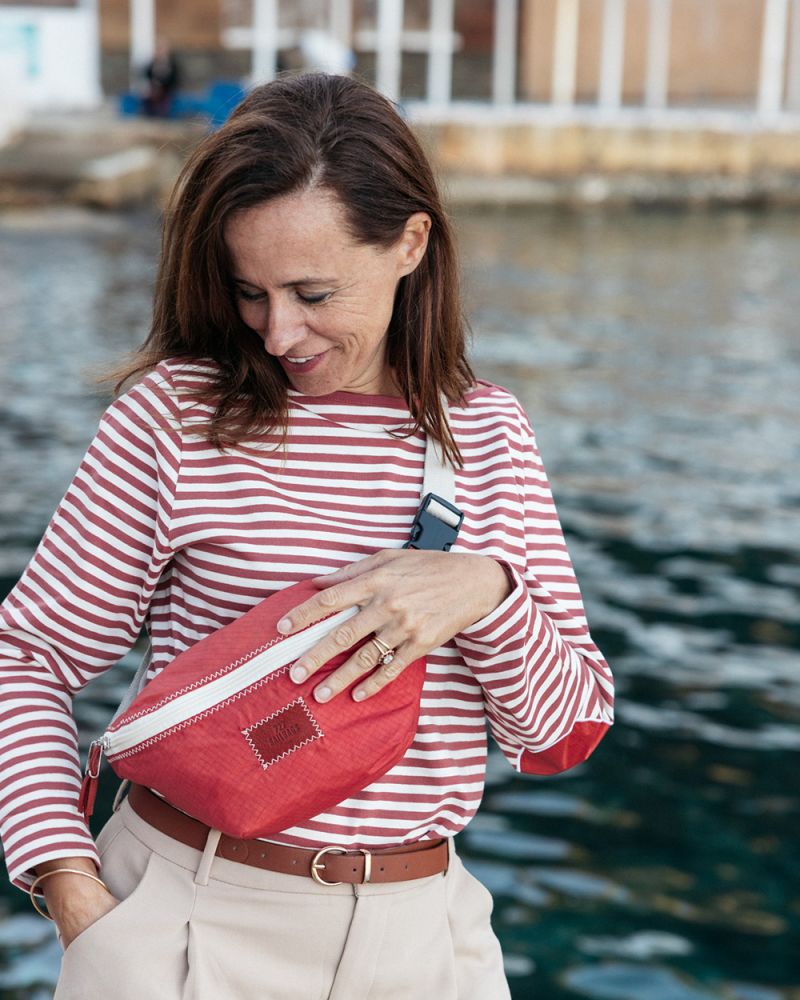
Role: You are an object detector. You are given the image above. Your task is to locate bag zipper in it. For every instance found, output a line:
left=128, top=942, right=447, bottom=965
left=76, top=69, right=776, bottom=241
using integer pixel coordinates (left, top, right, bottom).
left=105, top=606, right=357, bottom=755
left=78, top=606, right=357, bottom=820
left=78, top=607, right=358, bottom=821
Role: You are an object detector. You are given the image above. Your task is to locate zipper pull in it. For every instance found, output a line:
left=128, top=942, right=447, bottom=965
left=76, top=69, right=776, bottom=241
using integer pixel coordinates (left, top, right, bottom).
left=78, top=738, right=105, bottom=821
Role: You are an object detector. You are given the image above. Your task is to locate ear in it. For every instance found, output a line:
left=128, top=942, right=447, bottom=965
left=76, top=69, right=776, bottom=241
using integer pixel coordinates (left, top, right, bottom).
left=395, top=212, right=432, bottom=277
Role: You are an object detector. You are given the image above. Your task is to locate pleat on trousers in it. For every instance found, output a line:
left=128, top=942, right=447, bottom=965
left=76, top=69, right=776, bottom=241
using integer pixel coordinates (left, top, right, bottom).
left=53, top=796, right=512, bottom=1000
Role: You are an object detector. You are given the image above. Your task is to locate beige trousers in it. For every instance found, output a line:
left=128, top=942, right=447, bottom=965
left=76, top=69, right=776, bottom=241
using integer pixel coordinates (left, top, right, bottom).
left=53, top=797, right=511, bottom=1000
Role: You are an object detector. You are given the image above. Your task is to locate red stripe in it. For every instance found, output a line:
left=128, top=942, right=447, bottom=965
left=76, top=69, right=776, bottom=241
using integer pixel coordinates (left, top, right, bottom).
left=0, top=359, right=613, bottom=888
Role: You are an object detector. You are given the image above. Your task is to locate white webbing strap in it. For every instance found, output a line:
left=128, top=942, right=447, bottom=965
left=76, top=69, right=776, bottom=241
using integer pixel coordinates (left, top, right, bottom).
left=421, top=429, right=457, bottom=511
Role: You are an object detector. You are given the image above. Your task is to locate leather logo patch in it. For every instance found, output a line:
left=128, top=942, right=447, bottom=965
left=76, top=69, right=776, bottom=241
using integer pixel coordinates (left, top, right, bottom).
left=243, top=699, right=323, bottom=769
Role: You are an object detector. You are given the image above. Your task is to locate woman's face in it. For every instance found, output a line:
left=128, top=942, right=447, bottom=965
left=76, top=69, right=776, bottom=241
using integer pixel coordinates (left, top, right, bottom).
left=225, top=188, right=430, bottom=396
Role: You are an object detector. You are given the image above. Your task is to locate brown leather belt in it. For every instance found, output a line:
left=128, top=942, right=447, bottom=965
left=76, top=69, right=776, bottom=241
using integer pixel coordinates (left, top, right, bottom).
left=127, top=784, right=449, bottom=886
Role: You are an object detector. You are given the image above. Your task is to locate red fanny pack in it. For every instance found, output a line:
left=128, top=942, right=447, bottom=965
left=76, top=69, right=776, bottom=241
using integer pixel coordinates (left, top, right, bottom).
left=79, top=426, right=463, bottom=841
left=82, top=579, right=426, bottom=839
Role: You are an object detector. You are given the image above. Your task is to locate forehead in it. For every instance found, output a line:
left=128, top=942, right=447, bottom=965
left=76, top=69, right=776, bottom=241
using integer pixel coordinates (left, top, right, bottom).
left=224, top=188, right=361, bottom=276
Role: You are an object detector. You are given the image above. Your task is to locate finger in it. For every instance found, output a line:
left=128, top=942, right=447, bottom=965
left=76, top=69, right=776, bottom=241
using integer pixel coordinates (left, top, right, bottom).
left=313, top=633, right=408, bottom=703
left=278, top=549, right=407, bottom=634
left=277, top=578, right=367, bottom=636
left=348, top=643, right=415, bottom=702
left=289, top=607, right=386, bottom=683
left=310, top=549, right=401, bottom=588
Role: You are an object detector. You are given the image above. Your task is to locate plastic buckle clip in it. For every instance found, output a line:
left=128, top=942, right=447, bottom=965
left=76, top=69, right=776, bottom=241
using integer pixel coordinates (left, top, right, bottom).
left=403, top=493, right=464, bottom=552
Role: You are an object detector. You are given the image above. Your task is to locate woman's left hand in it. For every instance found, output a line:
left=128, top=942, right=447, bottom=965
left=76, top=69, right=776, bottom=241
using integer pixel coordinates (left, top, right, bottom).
left=278, top=550, right=512, bottom=703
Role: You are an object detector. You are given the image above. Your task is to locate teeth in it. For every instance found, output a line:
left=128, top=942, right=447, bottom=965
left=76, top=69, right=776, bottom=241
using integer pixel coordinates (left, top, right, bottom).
left=286, top=355, right=316, bottom=363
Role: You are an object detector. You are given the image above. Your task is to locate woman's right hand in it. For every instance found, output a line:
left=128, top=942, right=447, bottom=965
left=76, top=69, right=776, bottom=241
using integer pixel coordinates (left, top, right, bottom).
left=34, top=858, right=120, bottom=950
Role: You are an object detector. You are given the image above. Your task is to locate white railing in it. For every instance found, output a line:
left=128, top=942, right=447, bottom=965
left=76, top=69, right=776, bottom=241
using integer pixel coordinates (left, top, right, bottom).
left=759, top=0, right=790, bottom=115
left=211, top=0, right=800, bottom=124
left=129, top=0, right=155, bottom=82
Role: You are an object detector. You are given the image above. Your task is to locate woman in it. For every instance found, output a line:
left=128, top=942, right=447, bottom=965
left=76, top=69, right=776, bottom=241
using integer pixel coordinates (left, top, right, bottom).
left=0, top=73, right=614, bottom=998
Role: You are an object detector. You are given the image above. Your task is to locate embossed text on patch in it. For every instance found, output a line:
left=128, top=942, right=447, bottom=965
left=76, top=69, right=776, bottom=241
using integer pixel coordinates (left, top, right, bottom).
left=243, top=699, right=323, bottom=769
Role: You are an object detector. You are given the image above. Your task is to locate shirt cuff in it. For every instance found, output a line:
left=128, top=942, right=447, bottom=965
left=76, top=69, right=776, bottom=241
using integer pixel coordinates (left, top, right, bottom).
left=7, top=839, right=101, bottom=894
left=458, top=560, right=528, bottom=646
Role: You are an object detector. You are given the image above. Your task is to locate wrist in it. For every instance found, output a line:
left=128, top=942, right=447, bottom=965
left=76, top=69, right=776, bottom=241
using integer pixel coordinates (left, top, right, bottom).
left=488, top=556, right=513, bottom=603
left=31, top=861, right=107, bottom=921
left=469, top=556, right=513, bottom=623
left=35, top=857, right=99, bottom=877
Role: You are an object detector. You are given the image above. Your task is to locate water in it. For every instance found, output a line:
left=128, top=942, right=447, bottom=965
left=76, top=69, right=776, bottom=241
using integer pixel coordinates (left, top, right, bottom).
left=0, top=204, right=798, bottom=999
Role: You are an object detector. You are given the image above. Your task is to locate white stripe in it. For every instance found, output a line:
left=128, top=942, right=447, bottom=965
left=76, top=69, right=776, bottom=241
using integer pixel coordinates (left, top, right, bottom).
left=0, top=363, right=613, bottom=880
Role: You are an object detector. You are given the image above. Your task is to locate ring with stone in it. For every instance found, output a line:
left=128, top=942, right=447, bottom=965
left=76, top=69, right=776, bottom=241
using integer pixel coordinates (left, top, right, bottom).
left=370, top=635, right=396, bottom=666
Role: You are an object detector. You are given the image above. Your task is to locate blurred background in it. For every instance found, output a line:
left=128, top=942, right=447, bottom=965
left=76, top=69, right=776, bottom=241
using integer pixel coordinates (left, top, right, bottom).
left=2, top=2, right=800, bottom=998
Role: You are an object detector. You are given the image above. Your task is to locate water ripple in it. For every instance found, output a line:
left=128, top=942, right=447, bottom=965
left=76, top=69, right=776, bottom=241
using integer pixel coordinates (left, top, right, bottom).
left=1, top=205, right=798, bottom=999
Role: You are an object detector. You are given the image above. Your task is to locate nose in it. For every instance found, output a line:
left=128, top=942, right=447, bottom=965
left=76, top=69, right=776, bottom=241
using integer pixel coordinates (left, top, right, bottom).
left=261, top=296, right=307, bottom=357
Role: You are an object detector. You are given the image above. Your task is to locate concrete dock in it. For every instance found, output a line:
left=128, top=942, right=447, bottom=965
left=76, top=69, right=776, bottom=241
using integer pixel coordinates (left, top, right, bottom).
left=3, top=102, right=800, bottom=209
left=0, top=106, right=205, bottom=209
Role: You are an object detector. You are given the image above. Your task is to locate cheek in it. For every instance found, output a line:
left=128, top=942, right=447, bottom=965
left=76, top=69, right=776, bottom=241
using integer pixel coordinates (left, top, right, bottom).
left=237, top=301, right=264, bottom=331
left=369, top=277, right=400, bottom=329
left=367, top=296, right=396, bottom=344
left=347, top=281, right=398, bottom=339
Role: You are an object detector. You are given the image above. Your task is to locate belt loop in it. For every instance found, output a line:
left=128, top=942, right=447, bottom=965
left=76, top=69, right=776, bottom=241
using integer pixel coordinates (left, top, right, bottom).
left=194, top=828, right=222, bottom=886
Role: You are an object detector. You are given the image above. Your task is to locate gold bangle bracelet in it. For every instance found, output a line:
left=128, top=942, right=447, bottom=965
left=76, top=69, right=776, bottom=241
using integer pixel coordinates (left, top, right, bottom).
left=29, top=867, right=108, bottom=921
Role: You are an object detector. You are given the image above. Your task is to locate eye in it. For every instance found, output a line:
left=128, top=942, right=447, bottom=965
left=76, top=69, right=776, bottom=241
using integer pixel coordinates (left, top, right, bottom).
left=297, top=291, right=331, bottom=305
left=236, top=287, right=265, bottom=303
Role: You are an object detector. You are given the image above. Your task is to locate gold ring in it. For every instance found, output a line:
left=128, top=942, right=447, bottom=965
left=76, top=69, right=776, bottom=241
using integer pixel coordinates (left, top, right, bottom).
left=370, top=636, right=396, bottom=666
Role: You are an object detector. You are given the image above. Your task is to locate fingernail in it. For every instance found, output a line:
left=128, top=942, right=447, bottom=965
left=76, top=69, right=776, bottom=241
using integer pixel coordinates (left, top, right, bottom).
left=353, top=689, right=366, bottom=702
left=277, top=617, right=292, bottom=634
left=315, top=686, right=332, bottom=702
left=291, top=666, right=307, bottom=683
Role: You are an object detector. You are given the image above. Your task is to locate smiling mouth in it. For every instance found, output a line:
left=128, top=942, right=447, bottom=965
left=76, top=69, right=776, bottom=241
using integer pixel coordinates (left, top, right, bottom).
left=280, top=351, right=328, bottom=365
left=279, top=350, right=331, bottom=375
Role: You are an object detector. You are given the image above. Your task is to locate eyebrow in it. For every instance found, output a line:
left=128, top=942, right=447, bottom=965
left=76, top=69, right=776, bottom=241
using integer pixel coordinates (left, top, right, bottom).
left=233, top=276, right=337, bottom=288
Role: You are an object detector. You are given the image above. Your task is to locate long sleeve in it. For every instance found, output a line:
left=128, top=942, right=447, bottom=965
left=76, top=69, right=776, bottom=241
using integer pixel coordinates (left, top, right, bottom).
left=454, top=403, right=614, bottom=775
left=1, top=369, right=614, bottom=879
left=0, top=368, right=181, bottom=890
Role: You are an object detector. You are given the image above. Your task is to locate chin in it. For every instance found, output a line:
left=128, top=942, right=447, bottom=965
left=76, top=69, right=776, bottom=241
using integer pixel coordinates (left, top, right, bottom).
left=289, top=376, right=340, bottom=396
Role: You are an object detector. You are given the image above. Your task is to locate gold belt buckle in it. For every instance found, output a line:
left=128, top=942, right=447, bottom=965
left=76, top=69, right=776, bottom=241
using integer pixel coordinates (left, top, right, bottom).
left=310, top=846, right=372, bottom=886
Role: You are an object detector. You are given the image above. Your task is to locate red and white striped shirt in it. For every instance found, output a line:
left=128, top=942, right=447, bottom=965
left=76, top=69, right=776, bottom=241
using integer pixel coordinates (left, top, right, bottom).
left=0, top=360, right=613, bottom=890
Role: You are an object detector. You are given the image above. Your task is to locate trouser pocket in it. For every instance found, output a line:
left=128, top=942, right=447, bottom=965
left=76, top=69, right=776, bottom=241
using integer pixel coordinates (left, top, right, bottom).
left=445, top=851, right=511, bottom=1000
left=54, top=827, right=195, bottom=1000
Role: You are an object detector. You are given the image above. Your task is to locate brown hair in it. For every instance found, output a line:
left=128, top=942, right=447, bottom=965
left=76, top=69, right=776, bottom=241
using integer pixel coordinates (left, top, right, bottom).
left=113, top=72, right=474, bottom=465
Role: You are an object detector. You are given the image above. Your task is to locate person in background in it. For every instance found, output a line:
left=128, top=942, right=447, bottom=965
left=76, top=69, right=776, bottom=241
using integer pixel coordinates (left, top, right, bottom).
left=0, top=73, right=614, bottom=998
left=143, top=37, right=180, bottom=117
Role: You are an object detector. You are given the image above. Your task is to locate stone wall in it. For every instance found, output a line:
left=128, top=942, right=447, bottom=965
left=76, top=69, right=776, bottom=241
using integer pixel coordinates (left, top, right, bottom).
left=99, top=0, right=241, bottom=92
left=412, top=116, right=800, bottom=206
left=520, top=0, right=766, bottom=106
left=94, top=0, right=779, bottom=106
